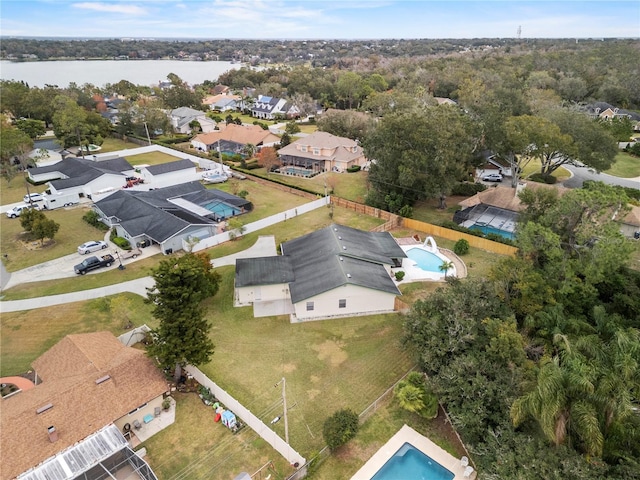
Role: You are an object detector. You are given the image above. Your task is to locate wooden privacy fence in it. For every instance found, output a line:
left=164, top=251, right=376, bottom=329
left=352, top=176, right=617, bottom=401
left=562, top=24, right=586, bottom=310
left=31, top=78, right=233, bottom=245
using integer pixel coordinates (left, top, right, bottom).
left=402, top=218, right=518, bottom=256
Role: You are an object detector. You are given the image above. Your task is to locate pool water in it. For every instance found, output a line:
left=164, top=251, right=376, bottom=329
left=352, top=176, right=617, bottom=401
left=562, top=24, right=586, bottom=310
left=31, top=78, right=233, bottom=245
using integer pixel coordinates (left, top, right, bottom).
left=371, top=442, right=455, bottom=480
left=203, top=201, right=240, bottom=219
left=406, top=248, right=446, bottom=272
left=470, top=224, right=515, bottom=240
left=284, top=167, right=312, bottom=177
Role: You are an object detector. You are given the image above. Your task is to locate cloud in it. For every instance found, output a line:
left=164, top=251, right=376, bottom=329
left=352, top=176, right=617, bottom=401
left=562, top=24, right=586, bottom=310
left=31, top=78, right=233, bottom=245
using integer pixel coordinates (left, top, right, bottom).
left=71, top=2, right=147, bottom=15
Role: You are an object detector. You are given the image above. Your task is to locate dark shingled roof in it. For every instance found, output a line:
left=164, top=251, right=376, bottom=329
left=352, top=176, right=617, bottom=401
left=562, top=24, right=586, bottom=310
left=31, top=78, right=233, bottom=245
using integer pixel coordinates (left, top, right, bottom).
left=237, top=224, right=406, bottom=303
left=145, top=158, right=195, bottom=175
left=30, top=156, right=133, bottom=189
left=235, top=257, right=295, bottom=287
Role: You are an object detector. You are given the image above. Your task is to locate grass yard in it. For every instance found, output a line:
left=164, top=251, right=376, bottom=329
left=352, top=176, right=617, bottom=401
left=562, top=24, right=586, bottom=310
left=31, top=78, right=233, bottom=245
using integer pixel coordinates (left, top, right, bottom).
left=248, top=169, right=369, bottom=203
left=0, top=293, right=155, bottom=376
left=605, top=151, right=640, bottom=178
left=142, top=393, right=293, bottom=480
left=520, top=160, right=571, bottom=182
left=199, top=266, right=416, bottom=457
left=95, top=138, right=142, bottom=153
left=0, top=205, right=108, bottom=272
left=124, top=151, right=183, bottom=166
left=0, top=176, right=49, bottom=205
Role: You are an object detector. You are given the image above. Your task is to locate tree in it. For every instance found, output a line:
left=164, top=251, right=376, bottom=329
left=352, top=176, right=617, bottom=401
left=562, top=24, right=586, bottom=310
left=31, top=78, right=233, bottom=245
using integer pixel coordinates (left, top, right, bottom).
left=322, top=408, right=359, bottom=450
left=439, top=260, right=454, bottom=279
left=146, top=253, right=221, bottom=381
left=279, top=132, right=292, bottom=147
left=316, top=109, right=375, bottom=140
left=20, top=208, right=45, bottom=232
left=285, top=121, right=300, bottom=134
left=290, top=92, right=317, bottom=119
left=31, top=215, right=60, bottom=246
left=335, top=71, right=364, bottom=109
left=363, top=106, right=477, bottom=211
left=394, top=372, right=438, bottom=418
left=0, top=119, right=33, bottom=182
left=259, top=146, right=279, bottom=171
left=14, top=118, right=46, bottom=139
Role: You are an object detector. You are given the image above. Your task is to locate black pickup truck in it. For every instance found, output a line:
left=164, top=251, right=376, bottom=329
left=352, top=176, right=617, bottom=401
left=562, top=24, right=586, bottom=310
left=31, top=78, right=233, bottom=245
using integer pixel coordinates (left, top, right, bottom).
left=74, top=254, right=115, bottom=275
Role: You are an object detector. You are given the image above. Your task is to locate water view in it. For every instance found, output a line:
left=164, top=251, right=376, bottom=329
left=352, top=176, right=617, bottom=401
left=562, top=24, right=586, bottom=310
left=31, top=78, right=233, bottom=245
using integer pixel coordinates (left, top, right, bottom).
left=0, top=59, right=241, bottom=88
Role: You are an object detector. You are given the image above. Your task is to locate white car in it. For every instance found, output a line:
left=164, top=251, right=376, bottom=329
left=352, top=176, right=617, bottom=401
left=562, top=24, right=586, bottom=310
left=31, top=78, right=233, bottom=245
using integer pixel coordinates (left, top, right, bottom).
left=482, top=173, right=503, bottom=182
left=6, top=204, right=40, bottom=218
left=23, top=193, right=44, bottom=203
left=77, top=240, right=108, bottom=255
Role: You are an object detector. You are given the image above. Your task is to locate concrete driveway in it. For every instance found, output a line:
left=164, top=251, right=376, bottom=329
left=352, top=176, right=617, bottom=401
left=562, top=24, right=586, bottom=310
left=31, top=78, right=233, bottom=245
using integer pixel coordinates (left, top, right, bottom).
left=562, top=164, right=640, bottom=189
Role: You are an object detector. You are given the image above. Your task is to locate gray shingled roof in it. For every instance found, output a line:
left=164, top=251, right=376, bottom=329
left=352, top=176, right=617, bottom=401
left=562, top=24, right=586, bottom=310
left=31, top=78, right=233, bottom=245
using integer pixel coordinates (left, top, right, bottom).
left=145, top=158, right=195, bottom=175
left=237, top=224, right=405, bottom=303
left=235, top=257, right=295, bottom=287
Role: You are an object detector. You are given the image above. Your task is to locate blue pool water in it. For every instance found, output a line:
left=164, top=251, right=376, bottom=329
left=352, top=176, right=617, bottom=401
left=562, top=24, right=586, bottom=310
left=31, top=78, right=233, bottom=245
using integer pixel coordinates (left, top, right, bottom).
left=203, top=201, right=240, bottom=218
left=406, top=248, right=445, bottom=272
left=470, top=224, right=515, bottom=240
left=284, top=166, right=312, bottom=177
left=371, top=443, right=455, bottom=480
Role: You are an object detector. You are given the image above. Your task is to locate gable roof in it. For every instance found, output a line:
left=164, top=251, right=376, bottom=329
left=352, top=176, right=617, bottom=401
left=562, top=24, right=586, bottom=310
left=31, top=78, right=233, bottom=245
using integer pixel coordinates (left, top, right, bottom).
left=95, top=182, right=251, bottom=242
left=235, top=256, right=295, bottom=287
left=29, top=156, right=134, bottom=190
left=193, top=124, right=280, bottom=147
left=144, top=158, right=196, bottom=175
left=0, top=332, right=168, bottom=480
left=277, top=131, right=365, bottom=163
left=276, top=224, right=405, bottom=302
left=458, top=182, right=569, bottom=212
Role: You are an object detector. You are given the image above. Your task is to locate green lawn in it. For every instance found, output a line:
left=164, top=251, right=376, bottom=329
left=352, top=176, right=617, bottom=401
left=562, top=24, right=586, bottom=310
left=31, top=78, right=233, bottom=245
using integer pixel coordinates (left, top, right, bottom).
left=125, top=151, right=183, bottom=166
left=0, top=205, right=108, bottom=272
left=605, top=151, right=640, bottom=178
left=1, top=176, right=49, bottom=205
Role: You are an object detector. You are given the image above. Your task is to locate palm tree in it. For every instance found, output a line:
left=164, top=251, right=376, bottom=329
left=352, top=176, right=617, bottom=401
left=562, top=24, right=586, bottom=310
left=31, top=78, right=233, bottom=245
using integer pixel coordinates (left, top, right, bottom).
left=439, top=260, right=454, bottom=279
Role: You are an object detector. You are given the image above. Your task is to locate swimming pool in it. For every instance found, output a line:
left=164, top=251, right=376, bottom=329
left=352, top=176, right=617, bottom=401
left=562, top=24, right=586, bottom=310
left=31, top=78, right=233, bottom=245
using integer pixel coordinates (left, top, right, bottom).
left=371, top=442, right=454, bottom=480
left=406, top=247, right=446, bottom=272
left=470, top=224, right=515, bottom=240
left=203, top=201, right=240, bottom=219
left=284, top=166, right=313, bottom=177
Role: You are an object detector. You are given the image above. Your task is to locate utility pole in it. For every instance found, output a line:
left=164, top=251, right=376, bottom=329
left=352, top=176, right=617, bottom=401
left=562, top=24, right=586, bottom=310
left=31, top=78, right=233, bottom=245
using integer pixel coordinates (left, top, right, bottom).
left=275, top=377, right=289, bottom=444
left=144, top=122, right=152, bottom=146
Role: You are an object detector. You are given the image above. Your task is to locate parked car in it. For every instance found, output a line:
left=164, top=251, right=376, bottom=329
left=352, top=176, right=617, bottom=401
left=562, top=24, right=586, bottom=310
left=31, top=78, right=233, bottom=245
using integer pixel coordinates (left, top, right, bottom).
left=482, top=173, right=503, bottom=182
left=6, top=204, right=40, bottom=218
left=77, top=240, right=108, bottom=255
left=23, top=193, right=44, bottom=203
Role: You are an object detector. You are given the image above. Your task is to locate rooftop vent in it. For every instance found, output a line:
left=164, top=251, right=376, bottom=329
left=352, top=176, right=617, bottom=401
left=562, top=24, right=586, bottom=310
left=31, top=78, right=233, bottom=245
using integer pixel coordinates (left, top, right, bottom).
left=343, top=246, right=346, bottom=250
left=95, top=375, right=111, bottom=385
left=338, top=236, right=342, bottom=240
left=47, top=425, right=59, bottom=443
left=36, top=403, right=53, bottom=414
left=347, top=274, right=352, bottom=278
left=339, top=257, right=343, bottom=261
left=334, top=228, right=338, bottom=231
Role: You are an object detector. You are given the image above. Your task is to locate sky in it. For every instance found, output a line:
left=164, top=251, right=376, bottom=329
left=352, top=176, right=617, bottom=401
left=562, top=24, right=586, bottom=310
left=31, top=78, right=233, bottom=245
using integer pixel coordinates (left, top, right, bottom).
left=1, top=0, right=639, bottom=40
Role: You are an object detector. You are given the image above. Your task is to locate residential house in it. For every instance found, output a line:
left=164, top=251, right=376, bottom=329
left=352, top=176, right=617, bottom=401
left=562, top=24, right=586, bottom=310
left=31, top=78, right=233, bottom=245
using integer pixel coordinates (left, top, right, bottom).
left=0, top=332, right=168, bottom=480
left=585, top=102, right=640, bottom=123
left=202, top=93, right=241, bottom=112
left=169, top=107, right=216, bottom=134
left=27, top=156, right=136, bottom=199
left=277, top=131, right=367, bottom=174
left=191, top=124, right=281, bottom=154
left=94, top=182, right=251, bottom=253
left=620, top=205, right=640, bottom=239
left=138, top=158, right=200, bottom=189
left=455, top=182, right=569, bottom=234
left=475, top=150, right=513, bottom=178
left=235, top=224, right=406, bottom=322
left=251, top=95, right=299, bottom=120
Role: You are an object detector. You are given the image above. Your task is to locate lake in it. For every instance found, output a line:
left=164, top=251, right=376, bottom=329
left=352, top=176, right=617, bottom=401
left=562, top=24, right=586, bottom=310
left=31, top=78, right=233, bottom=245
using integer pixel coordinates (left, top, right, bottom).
left=0, top=59, right=241, bottom=88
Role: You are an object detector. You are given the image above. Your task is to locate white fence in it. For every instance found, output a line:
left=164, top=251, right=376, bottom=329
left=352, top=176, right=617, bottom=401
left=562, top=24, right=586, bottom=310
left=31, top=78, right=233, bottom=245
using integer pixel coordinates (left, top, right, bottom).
left=187, top=196, right=330, bottom=252
left=185, top=365, right=307, bottom=472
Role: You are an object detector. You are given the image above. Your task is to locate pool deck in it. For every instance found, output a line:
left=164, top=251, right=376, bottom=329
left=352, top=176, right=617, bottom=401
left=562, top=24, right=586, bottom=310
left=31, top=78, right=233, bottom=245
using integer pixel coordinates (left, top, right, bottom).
left=350, top=424, right=476, bottom=480
left=394, top=237, right=467, bottom=283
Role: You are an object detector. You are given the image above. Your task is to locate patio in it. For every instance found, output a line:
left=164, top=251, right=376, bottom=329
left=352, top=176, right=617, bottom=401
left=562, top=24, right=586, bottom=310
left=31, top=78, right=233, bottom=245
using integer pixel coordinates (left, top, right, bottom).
left=128, top=397, right=177, bottom=447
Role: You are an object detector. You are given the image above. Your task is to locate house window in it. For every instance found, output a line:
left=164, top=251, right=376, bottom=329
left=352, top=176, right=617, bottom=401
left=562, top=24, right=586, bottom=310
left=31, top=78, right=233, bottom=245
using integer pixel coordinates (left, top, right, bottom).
left=306, top=301, right=314, bottom=311
left=313, top=148, right=320, bottom=155
left=339, top=299, right=346, bottom=308
left=300, top=146, right=308, bottom=152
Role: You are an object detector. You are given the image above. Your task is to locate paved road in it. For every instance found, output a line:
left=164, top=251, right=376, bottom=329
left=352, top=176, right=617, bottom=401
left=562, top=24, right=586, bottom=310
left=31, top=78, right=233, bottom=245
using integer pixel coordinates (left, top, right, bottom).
left=0, top=236, right=276, bottom=312
left=562, top=164, right=640, bottom=189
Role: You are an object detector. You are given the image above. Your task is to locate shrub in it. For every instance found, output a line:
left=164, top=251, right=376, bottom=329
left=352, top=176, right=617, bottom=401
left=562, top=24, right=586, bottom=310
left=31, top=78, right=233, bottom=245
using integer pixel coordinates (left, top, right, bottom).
left=346, top=165, right=361, bottom=173
left=113, top=237, right=131, bottom=249
left=528, top=173, right=557, bottom=184
left=395, top=271, right=405, bottom=281
left=451, top=182, right=487, bottom=196
left=323, top=409, right=359, bottom=450
left=454, top=238, right=470, bottom=255
left=83, top=210, right=109, bottom=231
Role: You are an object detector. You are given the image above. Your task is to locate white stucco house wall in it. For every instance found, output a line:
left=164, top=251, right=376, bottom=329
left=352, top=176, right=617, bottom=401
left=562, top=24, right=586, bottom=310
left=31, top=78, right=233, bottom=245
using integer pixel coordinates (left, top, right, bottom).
left=235, top=224, right=406, bottom=322
left=139, top=158, right=200, bottom=189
